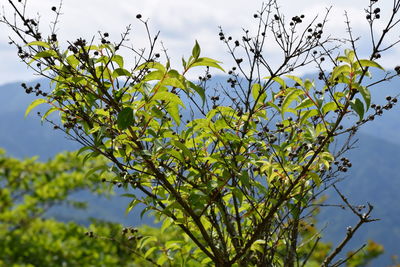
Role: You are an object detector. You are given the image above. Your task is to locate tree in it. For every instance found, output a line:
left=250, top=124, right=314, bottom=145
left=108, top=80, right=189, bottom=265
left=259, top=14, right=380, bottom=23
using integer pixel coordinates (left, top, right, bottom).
left=0, top=149, right=133, bottom=266
left=0, top=148, right=204, bottom=266
left=1, top=0, right=400, bottom=265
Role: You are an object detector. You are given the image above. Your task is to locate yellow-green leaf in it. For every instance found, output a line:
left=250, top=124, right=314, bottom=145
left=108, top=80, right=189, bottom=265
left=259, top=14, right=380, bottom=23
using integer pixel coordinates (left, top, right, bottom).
left=191, top=57, right=225, bottom=72
left=26, top=41, right=50, bottom=48
left=25, top=99, right=48, bottom=117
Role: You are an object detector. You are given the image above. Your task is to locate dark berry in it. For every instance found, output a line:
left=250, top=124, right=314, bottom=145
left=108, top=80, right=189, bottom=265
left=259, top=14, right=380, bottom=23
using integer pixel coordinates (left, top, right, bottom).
left=394, top=66, right=400, bottom=74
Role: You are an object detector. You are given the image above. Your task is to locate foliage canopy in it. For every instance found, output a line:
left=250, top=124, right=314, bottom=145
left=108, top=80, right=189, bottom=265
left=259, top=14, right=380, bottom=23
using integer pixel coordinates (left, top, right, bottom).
left=2, top=0, right=400, bottom=266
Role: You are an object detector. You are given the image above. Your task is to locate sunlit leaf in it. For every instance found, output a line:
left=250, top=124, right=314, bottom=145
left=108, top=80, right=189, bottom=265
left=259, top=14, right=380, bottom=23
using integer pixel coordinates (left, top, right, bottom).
left=191, top=57, right=225, bottom=72
left=25, top=99, right=48, bottom=117
left=26, top=41, right=50, bottom=48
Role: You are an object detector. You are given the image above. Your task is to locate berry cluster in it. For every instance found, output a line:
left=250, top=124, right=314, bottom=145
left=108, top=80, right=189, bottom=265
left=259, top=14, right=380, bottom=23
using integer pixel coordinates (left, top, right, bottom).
left=366, top=0, right=381, bottom=23
left=289, top=14, right=305, bottom=27
left=334, top=157, right=352, bottom=173
left=21, top=82, right=47, bottom=97
left=122, top=227, right=142, bottom=241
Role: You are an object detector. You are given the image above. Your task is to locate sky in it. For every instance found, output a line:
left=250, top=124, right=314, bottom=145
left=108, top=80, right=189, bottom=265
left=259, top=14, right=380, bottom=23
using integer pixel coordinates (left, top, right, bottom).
left=0, top=0, right=398, bottom=85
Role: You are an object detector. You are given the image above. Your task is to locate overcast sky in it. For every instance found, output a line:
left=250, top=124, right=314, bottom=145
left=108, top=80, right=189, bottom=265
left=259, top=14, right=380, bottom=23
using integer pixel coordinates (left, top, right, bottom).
left=0, top=0, right=398, bottom=85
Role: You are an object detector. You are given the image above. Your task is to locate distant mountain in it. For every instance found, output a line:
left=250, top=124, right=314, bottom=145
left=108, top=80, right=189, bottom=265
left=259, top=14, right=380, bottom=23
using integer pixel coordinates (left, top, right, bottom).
left=0, top=80, right=154, bottom=226
left=1, top=75, right=400, bottom=265
left=319, top=133, right=400, bottom=266
left=0, top=79, right=77, bottom=160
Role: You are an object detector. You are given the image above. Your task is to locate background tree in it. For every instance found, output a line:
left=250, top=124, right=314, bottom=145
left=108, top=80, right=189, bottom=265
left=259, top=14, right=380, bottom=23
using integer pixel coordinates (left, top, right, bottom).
left=0, top=149, right=132, bottom=266
left=1, top=0, right=400, bottom=266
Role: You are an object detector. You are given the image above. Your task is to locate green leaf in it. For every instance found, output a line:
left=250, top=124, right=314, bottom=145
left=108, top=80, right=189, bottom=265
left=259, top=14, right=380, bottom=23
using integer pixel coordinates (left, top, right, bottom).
left=152, top=91, right=185, bottom=107
left=117, top=107, right=134, bottom=130
left=281, top=89, right=304, bottom=114
left=125, top=198, right=140, bottom=215
left=201, top=257, right=213, bottom=265
left=296, top=98, right=314, bottom=110
left=355, top=59, right=384, bottom=70
left=182, top=57, right=187, bottom=68
left=156, top=254, right=169, bottom=266
left=172, top=140, right=195, bottom=163
left=167, top=105, right=181, bottom=125
left=263, top=76, right=286, bottom=89
left=304, top=79, right=314, bottom=91
left=308, top=172, right=321, bottom=187
left=191, top=57, right=225, bottom=72
left=144, top=70, right=165, bottom=81
left=285, top=75, right=304, bottom=87
left=336, top=56, right=351, bottom=64
left=112, top=55, right=124, bottom=68
left=161, top=218, right=173, bottom=233
left=192, top=40, right=201, bottom=60
left=136, top=62, right=166, bottom=73
left=350, top=98, right=365, bottom=120
left=26, top=41, right=50, bottom=48
left=144, top=247, right=158, bottom=258
left=162, top=74, right=187, bottom=89
left=25, top=99, right=48, bottom=117
left=66, top=55, right=79, bottom=68
left=331, top=65, right=351, bottom=81
left=187, top=81, right=205, bottom=104
left=76, top=146, right=92, bottom=156
left=300, top=109, right=318, bottom=125
left=266, top=101, right=281, bottom=112
left=34, top=50, right=58, bottom=59
left=41, top=107, right=58, bottom=121
left=85, top=165, right=107, bottom=179
left=250, top=240, right=266, bottom=253
left=345, top=49, right=355, bottom=62
left=252, top=83, right=266, bottom=104
left=112, top=68, right=131, bottom=78
left=354, top=84, right=371, bottom=110
left=322, top=102, right=337, bottom=114
left=139, top=236, right=158, bottom=249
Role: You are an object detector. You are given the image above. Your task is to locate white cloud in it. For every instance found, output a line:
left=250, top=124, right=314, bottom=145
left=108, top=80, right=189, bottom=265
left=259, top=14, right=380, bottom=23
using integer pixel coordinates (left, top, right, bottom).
left=0, top=0, right=398, bottom=85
